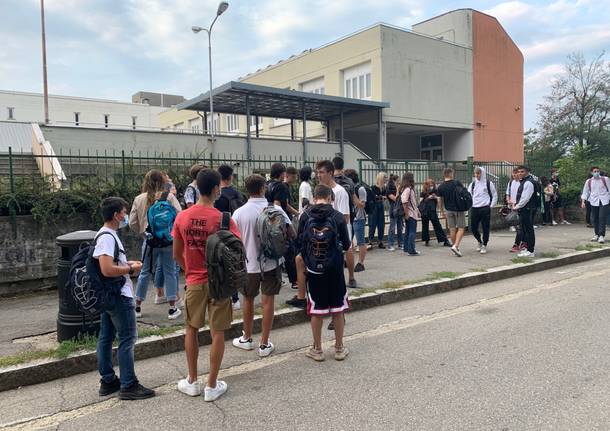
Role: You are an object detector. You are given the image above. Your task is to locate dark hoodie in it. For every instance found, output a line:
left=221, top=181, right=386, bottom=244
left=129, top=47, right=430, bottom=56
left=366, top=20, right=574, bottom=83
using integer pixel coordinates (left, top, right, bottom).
left=297, top=203, right=351, bottom=259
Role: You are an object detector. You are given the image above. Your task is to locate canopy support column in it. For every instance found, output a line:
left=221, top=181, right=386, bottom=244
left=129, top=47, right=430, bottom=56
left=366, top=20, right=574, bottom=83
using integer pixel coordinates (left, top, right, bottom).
left=245, top=95, right=252, bottom=159
left=378, top=108, right=386, bottom=160
left=339, top=108, right=345, bottom=158
left=302, top=102, right=308, bottom=161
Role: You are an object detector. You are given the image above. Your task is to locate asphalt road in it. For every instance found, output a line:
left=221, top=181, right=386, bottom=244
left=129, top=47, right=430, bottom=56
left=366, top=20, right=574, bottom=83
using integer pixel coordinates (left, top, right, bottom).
left=3, top=257, right=610, bottom=430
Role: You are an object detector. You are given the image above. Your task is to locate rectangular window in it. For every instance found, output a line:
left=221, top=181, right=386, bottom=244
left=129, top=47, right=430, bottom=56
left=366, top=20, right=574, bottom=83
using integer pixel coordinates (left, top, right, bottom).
left=249, top=115, right=263, bottom=131
left=352, top=78, right=357, bottom=99
left=104, top=114, right=109, bottom=128
left=74, top=112, right=80, bottom=126
left=343, top=62, right=372, bottom=100
left=189, top=118, right=200, bottom=133
left=7, top=107, right=15, bottom=120
left=227, top=114, right=239, bottom=133
left=131, top=116, right=137, bottom=129
left=207, top=114, right=219, bottom=132
left=345, top=81, right=351, bottom=98
left=419, top=134, right=443, bottom=160
left=300, top=77, right=324, bottom=96
left=365, top=73, right=371, bottom=98
left=359, top=75, right=365, bottom=99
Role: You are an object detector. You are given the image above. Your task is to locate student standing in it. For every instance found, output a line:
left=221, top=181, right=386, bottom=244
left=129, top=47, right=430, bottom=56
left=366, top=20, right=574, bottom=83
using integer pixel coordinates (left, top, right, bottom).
left=184, top=164, right=205, bottom=208
left=95, top=197, right=155, bottom=400
left=298, top=165, right=313, bottom=215
left=513, top=166, right=537, bottom=257
left=386, top=174, right=403, bottom=251
left=400, top=172, right=420, bottom=256
left=420, top=178, right=450, bottom=247
left=541, top=177, right=554, bottom=225
left=232, top=175, right=294, bottom=357
left=506, top=169, right=523, bottom=251
left=551, top=168, right=571, bottom=225
left=437, top=168, right=466, bottom=257
left=299, top=184, right=351, bottom=362
left=468, top=167, right=498, bottom=254
left=581, top=166, right=610, bottom=244
left=174, top=169, right=239, bottom=401
left=368, top=172, right=387, bottom=249
left=332, top=157, right=357, bottom=288
left=345, top=169, right=367, bottom=272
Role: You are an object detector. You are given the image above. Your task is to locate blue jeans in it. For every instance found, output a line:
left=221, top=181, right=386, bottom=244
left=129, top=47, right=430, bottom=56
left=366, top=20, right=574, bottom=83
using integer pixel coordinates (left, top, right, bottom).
left=353, top=218, right=366, bottom=246
left=368, top=202, right=385, bottom=243
left=97, top=296, right=138, bottom=389
left=135, top=242, right=178, bottom=301
left=154, top=261, right=180, bottom=291
left=403, top=217, right=417, bottom=254
left=388, top=215, right=404, bottom=248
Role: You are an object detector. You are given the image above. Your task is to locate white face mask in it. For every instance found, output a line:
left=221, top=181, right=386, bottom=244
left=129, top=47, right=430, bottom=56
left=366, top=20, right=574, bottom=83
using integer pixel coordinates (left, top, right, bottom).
left=119, top=214, right=129, bottom=229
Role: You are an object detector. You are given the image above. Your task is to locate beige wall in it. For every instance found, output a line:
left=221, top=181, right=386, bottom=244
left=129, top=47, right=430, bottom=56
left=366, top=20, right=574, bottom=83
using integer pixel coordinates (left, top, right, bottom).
left=412, top=9, right=473, bottom=47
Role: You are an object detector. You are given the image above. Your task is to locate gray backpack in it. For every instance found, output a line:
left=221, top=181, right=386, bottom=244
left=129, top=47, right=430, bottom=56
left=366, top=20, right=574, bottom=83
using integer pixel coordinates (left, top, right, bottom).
left=205, top=212, right=247, bottom=300
left=256, top=203, right=289, bottom=270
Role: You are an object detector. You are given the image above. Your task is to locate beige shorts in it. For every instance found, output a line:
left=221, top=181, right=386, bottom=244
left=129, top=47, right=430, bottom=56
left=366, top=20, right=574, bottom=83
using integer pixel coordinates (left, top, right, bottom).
left=184, top=283, right=232, bottom=331
left=240, top=267, right=282, bottom=298
left=445, top=210, right=466, bottom=229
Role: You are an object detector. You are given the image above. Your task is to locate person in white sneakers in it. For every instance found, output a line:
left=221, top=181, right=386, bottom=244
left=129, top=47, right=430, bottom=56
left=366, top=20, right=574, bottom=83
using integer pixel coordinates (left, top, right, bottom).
left=513, top=166, right=537, bottom=257
left=231, top=174, right=294, bottom=357
left=468, top=167, right=498, bottom=254
left=581, top=166, right=610, bottom=244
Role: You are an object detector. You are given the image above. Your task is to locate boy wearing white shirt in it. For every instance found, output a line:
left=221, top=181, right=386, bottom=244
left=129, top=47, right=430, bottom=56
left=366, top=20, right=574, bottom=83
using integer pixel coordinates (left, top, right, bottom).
left=581, top=166, right=610, bottom=243
left=232, top=175, right=295, bottom=357
left=298, top=166, right=314, bottom=214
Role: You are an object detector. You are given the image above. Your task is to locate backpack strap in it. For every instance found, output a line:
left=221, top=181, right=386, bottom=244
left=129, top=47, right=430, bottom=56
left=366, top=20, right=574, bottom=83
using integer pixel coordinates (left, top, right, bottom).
left=94, top=231, right=122, bottom=263
left=159, top=191, right=170, bottom=202
left=487, top=179, right=492, bottom=206
left=220, top=211, right=231, bottom=231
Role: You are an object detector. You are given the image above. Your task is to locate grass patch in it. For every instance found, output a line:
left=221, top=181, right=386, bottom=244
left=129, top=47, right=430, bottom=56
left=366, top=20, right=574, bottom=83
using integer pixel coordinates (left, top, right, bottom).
left=511, top=256, right=534, bottom=264
left=428, top=271, right=462, bottom=280
left=54, top=335, right=98, bottom=359
left=137, top=325, right=183, bottom=339
left=0, top=349, right=55, bottom=368
left=539, top=251, right=560, bottom=259
left=576, top=243, right=607, bottom=251
left=348, top=287, right=378, bottom=297
left=469, top=267, right=488, bottom=273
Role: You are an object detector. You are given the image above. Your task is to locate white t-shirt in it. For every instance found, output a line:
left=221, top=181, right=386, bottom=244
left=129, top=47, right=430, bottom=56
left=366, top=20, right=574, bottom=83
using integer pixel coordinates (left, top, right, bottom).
left=92, top=227, right=133, bottom=298
left=332, top=183, right=350, bottom=217
left=232, top=197, right=292, bottom=274
left=298, top=181, right=313, bottom=214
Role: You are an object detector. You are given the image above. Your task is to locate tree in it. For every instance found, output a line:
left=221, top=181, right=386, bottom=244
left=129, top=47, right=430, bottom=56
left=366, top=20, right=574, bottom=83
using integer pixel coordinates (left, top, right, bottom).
left=537, top=52, right=610, bottom=154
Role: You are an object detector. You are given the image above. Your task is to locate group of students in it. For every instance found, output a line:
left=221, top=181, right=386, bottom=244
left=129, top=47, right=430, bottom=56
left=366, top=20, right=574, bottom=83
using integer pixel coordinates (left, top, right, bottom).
left=90, top=157, right=357, bottom=402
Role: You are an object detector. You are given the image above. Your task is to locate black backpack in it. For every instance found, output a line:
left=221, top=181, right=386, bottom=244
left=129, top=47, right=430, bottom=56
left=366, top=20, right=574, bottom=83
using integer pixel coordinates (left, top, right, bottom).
left=335, top=174, right=356, bottom=219
left=69, top=232, right=126, bottom=316
left=205, top=212, right=248, bottom=300
left=454, top=181, right=473, bottom=212
left=301, top=211, right=341, bottom=274
left=356, top=182, right=375, bottom=215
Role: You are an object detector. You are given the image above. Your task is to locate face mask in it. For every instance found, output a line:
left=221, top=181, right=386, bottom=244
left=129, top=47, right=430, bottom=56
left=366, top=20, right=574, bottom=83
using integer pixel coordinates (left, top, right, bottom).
left=593, top=172, right=600, bottom=178
left=119, top=214, right=129, bottom=229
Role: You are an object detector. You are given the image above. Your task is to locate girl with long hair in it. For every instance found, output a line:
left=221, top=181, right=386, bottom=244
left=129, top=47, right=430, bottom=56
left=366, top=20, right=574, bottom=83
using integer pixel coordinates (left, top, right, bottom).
left=420, top=178, right=451, bottom=247
left=400, top=172, right=420, bottom=255
left=368, top=172, right=387, bottom=249
left=386, top=174, right=403, bottom=251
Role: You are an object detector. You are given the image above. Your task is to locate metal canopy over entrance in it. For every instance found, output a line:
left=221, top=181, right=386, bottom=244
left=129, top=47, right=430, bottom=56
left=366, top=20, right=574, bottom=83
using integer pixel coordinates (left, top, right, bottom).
left=176, top=81, right=390, bottom=159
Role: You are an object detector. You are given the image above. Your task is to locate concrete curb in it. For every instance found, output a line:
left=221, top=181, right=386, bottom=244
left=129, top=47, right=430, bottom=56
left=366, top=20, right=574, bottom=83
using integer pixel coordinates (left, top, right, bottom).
left=1, top=246, right=609, bottom=392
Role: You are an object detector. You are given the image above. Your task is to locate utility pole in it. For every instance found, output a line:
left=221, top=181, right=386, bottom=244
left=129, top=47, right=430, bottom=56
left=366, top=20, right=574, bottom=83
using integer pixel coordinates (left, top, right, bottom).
left=40, top=0, right=49, bottom=124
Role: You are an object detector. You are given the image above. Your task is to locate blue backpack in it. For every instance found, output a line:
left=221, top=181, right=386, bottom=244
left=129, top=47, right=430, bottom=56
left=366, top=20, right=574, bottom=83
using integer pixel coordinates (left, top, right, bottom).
left=301, top=211, right=341, bottom=274
left=145, top=191, right=177, bottom=249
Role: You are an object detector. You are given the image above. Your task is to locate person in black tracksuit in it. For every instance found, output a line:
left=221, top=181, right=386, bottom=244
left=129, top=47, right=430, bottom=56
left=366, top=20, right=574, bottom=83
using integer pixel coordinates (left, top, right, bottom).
left=420, top=179, right=450, bottom=246
left=513, top=166, right=537, bottom=256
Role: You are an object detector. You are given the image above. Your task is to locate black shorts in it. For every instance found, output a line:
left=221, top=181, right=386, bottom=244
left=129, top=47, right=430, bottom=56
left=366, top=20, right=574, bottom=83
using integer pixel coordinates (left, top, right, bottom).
left=306, top=265, right=349, bottom=316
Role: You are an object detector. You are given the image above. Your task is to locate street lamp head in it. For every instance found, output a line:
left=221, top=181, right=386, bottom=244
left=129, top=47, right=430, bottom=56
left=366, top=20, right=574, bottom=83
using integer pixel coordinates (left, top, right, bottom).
left=216, top=1, right=229, bottom=16
left=191, top=26, right=204, bottom=33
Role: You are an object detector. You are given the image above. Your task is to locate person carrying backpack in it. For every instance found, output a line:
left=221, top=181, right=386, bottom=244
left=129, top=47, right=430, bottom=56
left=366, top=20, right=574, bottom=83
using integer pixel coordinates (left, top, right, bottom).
left=298, top=184, right=351, bottom=362
left=437, top=167, right=470, bottom=257
left=231, top=174, right=295, bottom=358
left=581, top=166, right=610, bottom=244
left=173, top=169, right=241, bottom=401
left=368, top=172, right=388, bottom=249
left=129, top=170, right=182, bottom=320
left=183, top=164, right=206, bottom=209
left=94, top=197, right=155, bottom=400
left=468, top=166, right=498, bottom=254
left=386, top=174, right=404, bottom=251
left=332, top=156, right=357, bottom=288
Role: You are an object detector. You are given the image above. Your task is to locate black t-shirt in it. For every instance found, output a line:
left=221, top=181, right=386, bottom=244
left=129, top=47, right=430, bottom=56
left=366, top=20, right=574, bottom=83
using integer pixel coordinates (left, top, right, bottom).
left=372, top=185, right=385, bottom=202
left=266, top=180, right=290, bottom=211
left=437, top=180, right=463, bottom=212
left=386, top=181, right=397, bottom=206
left=420, top=187, right=439, bottom=211
left=214, top=185, right=243, bottom=214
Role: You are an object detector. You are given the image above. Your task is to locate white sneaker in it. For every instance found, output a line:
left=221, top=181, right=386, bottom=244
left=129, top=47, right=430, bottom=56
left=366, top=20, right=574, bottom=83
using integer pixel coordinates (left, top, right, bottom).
left=480, top=245, right=487, bottom=254
left=509, top=226, right=516, bottom=232
left=591, top=236, right=599, bottom=242
left=177, top=377, right=201, bottom=396
left=168, top=307, right=182, bottom=320
left=387, top=246, right=396, bottom=252
left=534, top=225, right=539, bottom=229
left=598, top=236, right=605, bottom=244
left=154, top=295, right=168, bottom=305
left=204, top=380, right=228, bottom=402
left=258, top=342, right=275, bottom=357
left=451, top=245, right=462, bottom=257
left=232, top=300, right=241, bottom=311
left=562, top=220, right=571, bottom=225
left=476, top=242, right=483, bottom=252
left=135, top=306, right=142, bottom=318
left=552, top=220, right=558, bottom=226
left=517, top=250, right=535, bottom=258
left=232, top=332, right=254, bottom=350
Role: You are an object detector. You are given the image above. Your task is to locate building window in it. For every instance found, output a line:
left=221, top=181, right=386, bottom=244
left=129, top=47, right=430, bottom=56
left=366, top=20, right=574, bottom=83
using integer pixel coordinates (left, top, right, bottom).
left=174, top=122, right=184, bottom=130
left=420, top=134, right=443, bottom=161
left=227, top=114, right=239, bottom=133
left=131, top=116, right=137, bottom=129
left=343, top=63, right=372, bottom=100
left=7, top=107, right=15, bottom=120
left=74, top=112, right=80, bottom=126
left=189, top=118, right=200, bottom=133
left=206, top=114, right=219, bottom=132
left=104, top=114, right=109, bottom=128
left=249, top=115, right=263, bottom=132
left=300, top=77, right=325, bottom=95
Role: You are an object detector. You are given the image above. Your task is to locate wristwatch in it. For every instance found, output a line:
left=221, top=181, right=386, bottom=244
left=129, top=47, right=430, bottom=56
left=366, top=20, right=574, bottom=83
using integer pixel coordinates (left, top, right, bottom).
left=128, top=265, right=135, bottom=276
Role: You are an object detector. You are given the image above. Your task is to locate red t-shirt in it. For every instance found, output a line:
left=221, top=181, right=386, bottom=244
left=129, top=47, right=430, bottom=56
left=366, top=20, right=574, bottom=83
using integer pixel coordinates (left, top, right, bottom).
left=172, top=205, right=241, bottom=286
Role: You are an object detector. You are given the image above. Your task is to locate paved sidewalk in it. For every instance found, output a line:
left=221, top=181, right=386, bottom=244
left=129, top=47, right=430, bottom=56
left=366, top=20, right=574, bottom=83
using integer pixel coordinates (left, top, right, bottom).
left=0, top=224, right=596, bottom=358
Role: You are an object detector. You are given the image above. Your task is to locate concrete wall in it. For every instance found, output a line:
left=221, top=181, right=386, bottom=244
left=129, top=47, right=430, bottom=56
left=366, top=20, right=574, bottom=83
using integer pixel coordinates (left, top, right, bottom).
left=0, top=91, right=166, bottom=129
left=412, top=9, right=473, bottom=47
left=444, top=130, right=473, bottom=160
left=380, top=26, right=473, bottom=130
left=471, top=12, right=524, bottom=162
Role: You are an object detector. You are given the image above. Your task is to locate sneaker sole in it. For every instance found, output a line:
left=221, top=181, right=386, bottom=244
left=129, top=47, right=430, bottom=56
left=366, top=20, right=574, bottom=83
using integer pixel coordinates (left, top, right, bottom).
left=232, top=342, right=255, bottom=351
left=305, top=353, right=325, bottom=362
left=258, top=348, right=275, bottom=358
left=451, top=248, right=462, bottom=257
left=168, top=312, right=182, bottom=320
left=204, top=388, right=227, bottom=402
left=118, top=392, right=156, bottom=400
left=177, top=387, right=201, bottom=397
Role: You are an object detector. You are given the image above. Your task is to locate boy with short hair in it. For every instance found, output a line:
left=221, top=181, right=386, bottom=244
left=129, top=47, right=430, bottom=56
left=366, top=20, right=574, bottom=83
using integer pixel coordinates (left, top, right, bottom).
left=231, top=175, right=294, bottom=357
left=437, top=168, right=466, bottom=257
left=174, top=169, right=240, bottom=402
left=184, top=164, right=206, bottom=208
left=298, top=184, right=351, bottom=361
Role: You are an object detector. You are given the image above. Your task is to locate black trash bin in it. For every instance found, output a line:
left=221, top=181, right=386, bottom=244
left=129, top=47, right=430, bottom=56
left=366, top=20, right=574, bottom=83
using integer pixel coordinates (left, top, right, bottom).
left=56, top=230, right=101, bottom=342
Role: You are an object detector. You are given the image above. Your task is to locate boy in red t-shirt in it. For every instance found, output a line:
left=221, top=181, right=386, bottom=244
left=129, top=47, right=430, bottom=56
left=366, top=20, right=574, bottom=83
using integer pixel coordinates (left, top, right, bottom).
left=173, top=169, right=240, bottom=402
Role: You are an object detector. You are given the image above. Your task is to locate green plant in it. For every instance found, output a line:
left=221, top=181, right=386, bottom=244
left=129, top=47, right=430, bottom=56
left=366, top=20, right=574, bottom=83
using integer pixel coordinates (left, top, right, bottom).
left=469, top=267, right=488, bottom=273
left=539, top=251, right=560, bottom=258
left=511, top=256, right=534, bottom=264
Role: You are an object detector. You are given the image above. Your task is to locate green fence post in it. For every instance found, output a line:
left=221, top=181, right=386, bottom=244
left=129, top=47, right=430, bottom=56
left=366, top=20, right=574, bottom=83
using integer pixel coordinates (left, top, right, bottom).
left=358, top=159, right=362, bottom=183
left=467, top=156, right=474, bottom=179
left=121, top=150, right=126, bottom=190
left=8, top=146, right=17, bottom=239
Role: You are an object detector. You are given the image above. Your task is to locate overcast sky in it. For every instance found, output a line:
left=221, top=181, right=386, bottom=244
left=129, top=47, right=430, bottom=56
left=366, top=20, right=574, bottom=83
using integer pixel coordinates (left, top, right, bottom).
left=1, top=0, right=609, bottom=129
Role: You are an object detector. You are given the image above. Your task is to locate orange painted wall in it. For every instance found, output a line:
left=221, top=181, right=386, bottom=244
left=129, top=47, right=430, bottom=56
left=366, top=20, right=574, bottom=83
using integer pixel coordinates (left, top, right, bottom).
left=472, top=12, right=524, bottom=162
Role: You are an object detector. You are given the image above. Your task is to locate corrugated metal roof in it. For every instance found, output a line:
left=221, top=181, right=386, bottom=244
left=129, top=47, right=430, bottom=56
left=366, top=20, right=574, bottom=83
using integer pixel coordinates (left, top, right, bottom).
left=0, top=121, right=33, bottom=153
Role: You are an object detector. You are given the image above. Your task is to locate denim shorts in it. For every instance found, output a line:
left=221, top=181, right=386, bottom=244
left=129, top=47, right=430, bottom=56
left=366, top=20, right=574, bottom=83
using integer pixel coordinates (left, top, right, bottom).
left=353, top=218, right=366, bottom=246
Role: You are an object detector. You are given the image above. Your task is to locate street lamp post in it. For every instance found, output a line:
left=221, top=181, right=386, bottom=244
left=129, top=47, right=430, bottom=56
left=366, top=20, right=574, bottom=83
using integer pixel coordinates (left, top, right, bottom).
left=192, top=1, right=229, bottom=150
left=40, top=0, right=49, bottom=124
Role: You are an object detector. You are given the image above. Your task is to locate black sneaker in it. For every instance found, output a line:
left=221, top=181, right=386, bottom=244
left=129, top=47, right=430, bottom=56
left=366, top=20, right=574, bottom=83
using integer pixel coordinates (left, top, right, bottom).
left=354, top=263, right=365, bottom=272
left=378, top=242, right=386, bottom=249
left=119, top=382, right=155, bottom=400
left=99, top=376, right=121, bottom=396
left=443, top=241, right=452, bottom=247
left=285, top=296, right=307, bottom=309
